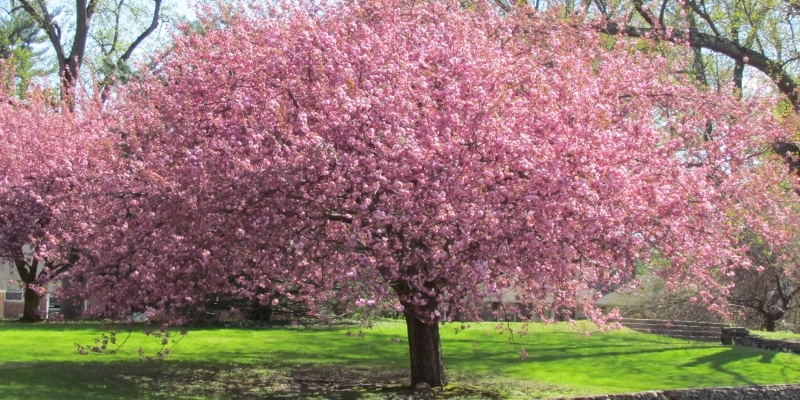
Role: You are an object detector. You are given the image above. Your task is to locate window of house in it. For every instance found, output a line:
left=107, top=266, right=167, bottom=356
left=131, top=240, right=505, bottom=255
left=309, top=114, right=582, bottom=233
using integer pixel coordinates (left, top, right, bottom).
left=4, top=291, right=23, bottom=301
left=48, top=295, right=61, bottom=310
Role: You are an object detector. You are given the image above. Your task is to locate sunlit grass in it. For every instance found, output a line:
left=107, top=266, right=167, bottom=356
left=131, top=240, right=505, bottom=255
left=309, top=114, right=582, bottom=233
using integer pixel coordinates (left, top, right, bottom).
left=1, top=320, right=799, bottom=399
left=751, top=330, right=800, bottom=340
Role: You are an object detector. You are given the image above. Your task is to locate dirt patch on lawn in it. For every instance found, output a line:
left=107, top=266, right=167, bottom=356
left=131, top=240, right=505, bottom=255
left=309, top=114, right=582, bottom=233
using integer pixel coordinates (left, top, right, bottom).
left=123, top=362, right=508, bottom=399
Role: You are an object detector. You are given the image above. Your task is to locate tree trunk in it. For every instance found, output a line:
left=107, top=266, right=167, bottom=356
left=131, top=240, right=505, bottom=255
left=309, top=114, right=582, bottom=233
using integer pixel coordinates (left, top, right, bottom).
left=60, top=65, right=78, bottom=112
left=390, top=275, right=448, bottom=388
left=733, top=59, right=745, bottom=93
left=403, top=311, right=447, bottom=387
left=58, top=277, right=81, bottom=320
left=763, top=307, right=784, bottom=332
left=764, top=317, right=776, bottom=332
left=15, top=258, right=43, bottom=322
left=19, top=285, right=43, bottom=323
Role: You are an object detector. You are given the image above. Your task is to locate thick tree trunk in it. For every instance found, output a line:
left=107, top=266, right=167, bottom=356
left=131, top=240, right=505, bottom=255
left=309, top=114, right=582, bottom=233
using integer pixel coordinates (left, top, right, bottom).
left=404, top=311, right=447, bottom=388
left=392, top=277, right=448, bottom=388
left=19, top=285, right=43, bottom=323
left=15, top=258, right=43, bottom=322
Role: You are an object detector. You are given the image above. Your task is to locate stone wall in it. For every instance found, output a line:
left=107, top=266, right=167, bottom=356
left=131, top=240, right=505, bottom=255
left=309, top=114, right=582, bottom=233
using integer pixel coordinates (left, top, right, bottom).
left=557, top=384, right=800, bottom=400
left=735, top=335, right=800, bottom=353
left=723, top=327, right=800, bottom=354
left=619, top=318, right=727, bottom=342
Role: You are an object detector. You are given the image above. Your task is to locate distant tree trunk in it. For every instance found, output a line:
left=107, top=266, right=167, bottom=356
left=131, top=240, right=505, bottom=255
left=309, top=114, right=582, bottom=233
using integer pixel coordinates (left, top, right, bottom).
left=733, top=59, right=745, bottom=93
left=762, top=306, right=785, bottom=332
left=19, top=285, right=43, bottom=322
left=58, top=277, right=81, bottom=320
left=60, top=58, right=80, bottom=111
left=763, top=317, right=776, bottom=332
left=393, top=279, right=447, bottom=388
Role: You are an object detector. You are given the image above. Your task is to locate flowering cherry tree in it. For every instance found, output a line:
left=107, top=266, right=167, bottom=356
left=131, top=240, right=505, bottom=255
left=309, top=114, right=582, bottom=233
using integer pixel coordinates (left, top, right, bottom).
left=0, top=68, right=114, bottom=322
left=68, top=0, right=796, bottom=387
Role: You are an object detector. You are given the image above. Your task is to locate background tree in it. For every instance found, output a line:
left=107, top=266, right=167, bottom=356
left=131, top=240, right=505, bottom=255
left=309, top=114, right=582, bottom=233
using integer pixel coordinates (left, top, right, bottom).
left=0, top=65, right=114, bottom=322
left=0, top=6, right=49, bottom=93
left=523, top=0, right=800, bottom=110
left=625, top=226, right=800, bottom=332
left=67, top=0, right=796, bottom=387
left=9, top=0, right=165, bottom=107
left=726, top=223, right=800, bottom=331
left=518, top=0, right=800, bottom=324
left=519, top=0, right=800, bottom=182
left=612, top=275, right=726, bottom=322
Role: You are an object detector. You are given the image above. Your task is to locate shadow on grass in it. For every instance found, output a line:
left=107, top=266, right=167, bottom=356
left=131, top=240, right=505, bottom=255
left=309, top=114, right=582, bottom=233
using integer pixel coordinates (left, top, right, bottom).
left=0, top=359, right=384, bottom=399
left=441, top=331, right=800, bottom=392
left=679, top=349, right=760, bottom=385
left=0, top=359, right=512, bottom=400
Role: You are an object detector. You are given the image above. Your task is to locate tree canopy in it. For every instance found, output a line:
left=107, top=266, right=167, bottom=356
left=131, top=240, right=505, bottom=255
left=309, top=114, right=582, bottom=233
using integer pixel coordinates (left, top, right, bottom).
left=0, top=67, right=115, bottom=321
left=44, top=0, right=798, bottom=386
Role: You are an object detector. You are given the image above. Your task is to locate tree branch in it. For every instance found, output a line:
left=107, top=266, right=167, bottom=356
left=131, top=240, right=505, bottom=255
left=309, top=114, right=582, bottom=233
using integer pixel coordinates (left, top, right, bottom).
left=118, top=0, right=161, bottom=64
left=685, top=0, right=722, bottom=37
left=17, top=0, right=66, bottom=72
left=325, top=212, right=353, bottom=224
left=597, top=23, right=800, bottom=109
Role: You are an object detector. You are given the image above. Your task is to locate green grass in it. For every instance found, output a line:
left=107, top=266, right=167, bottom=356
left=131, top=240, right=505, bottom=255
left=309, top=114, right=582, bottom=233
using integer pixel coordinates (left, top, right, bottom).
left=752, top=330, right=800, bottom=340
left=1, top=320, right=800, bottom=399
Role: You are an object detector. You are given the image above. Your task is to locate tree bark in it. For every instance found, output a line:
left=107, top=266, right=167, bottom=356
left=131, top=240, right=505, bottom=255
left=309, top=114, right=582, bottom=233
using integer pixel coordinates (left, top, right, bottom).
left=58, top=277, right=81, bottom=320
left=403, top=310, right=447, bottom=388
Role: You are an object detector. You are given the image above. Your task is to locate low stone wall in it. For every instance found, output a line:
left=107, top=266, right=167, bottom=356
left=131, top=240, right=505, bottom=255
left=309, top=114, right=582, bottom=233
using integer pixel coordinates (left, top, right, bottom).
left=736, top=335, right=800, bottom=353
left=723, top=327, right=800, bottom=354
left=557, top=384, right=800, bottom=400
left=620, top=318, right=727, bottom=342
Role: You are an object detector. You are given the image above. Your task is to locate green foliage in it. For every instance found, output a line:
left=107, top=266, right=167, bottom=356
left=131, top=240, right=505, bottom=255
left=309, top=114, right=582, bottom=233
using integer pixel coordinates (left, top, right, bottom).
left=0, top=9, right=49, bottom=93
left=2, top=321, right=800, bottom=399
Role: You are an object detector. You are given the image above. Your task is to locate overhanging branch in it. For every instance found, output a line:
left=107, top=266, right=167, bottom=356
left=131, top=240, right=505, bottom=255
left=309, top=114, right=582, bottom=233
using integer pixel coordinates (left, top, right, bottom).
left=597, top=23, right=800, bottom=110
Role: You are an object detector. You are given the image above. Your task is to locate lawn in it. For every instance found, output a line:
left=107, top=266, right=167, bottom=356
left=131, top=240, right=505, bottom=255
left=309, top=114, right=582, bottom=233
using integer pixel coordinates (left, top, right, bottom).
left=1, top=320, right=800, bottom=399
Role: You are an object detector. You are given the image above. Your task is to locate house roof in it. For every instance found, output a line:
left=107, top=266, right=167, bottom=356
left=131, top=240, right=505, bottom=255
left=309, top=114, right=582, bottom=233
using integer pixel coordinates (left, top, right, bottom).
left=595, top=275, right=664, bottom=308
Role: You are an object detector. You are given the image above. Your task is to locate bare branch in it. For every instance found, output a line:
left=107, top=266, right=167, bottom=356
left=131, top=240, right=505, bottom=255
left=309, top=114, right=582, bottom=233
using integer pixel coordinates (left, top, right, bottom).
left=117, top=0, right=161, bottom=64
left=17, top=0, right=66, bottom=71
left=684, top=0, right=722, bottom=37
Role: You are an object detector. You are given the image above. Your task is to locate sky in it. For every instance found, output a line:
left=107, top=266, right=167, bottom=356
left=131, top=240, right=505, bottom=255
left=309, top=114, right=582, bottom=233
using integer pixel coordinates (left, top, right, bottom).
left=171, top=0, right=198, bottom=21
